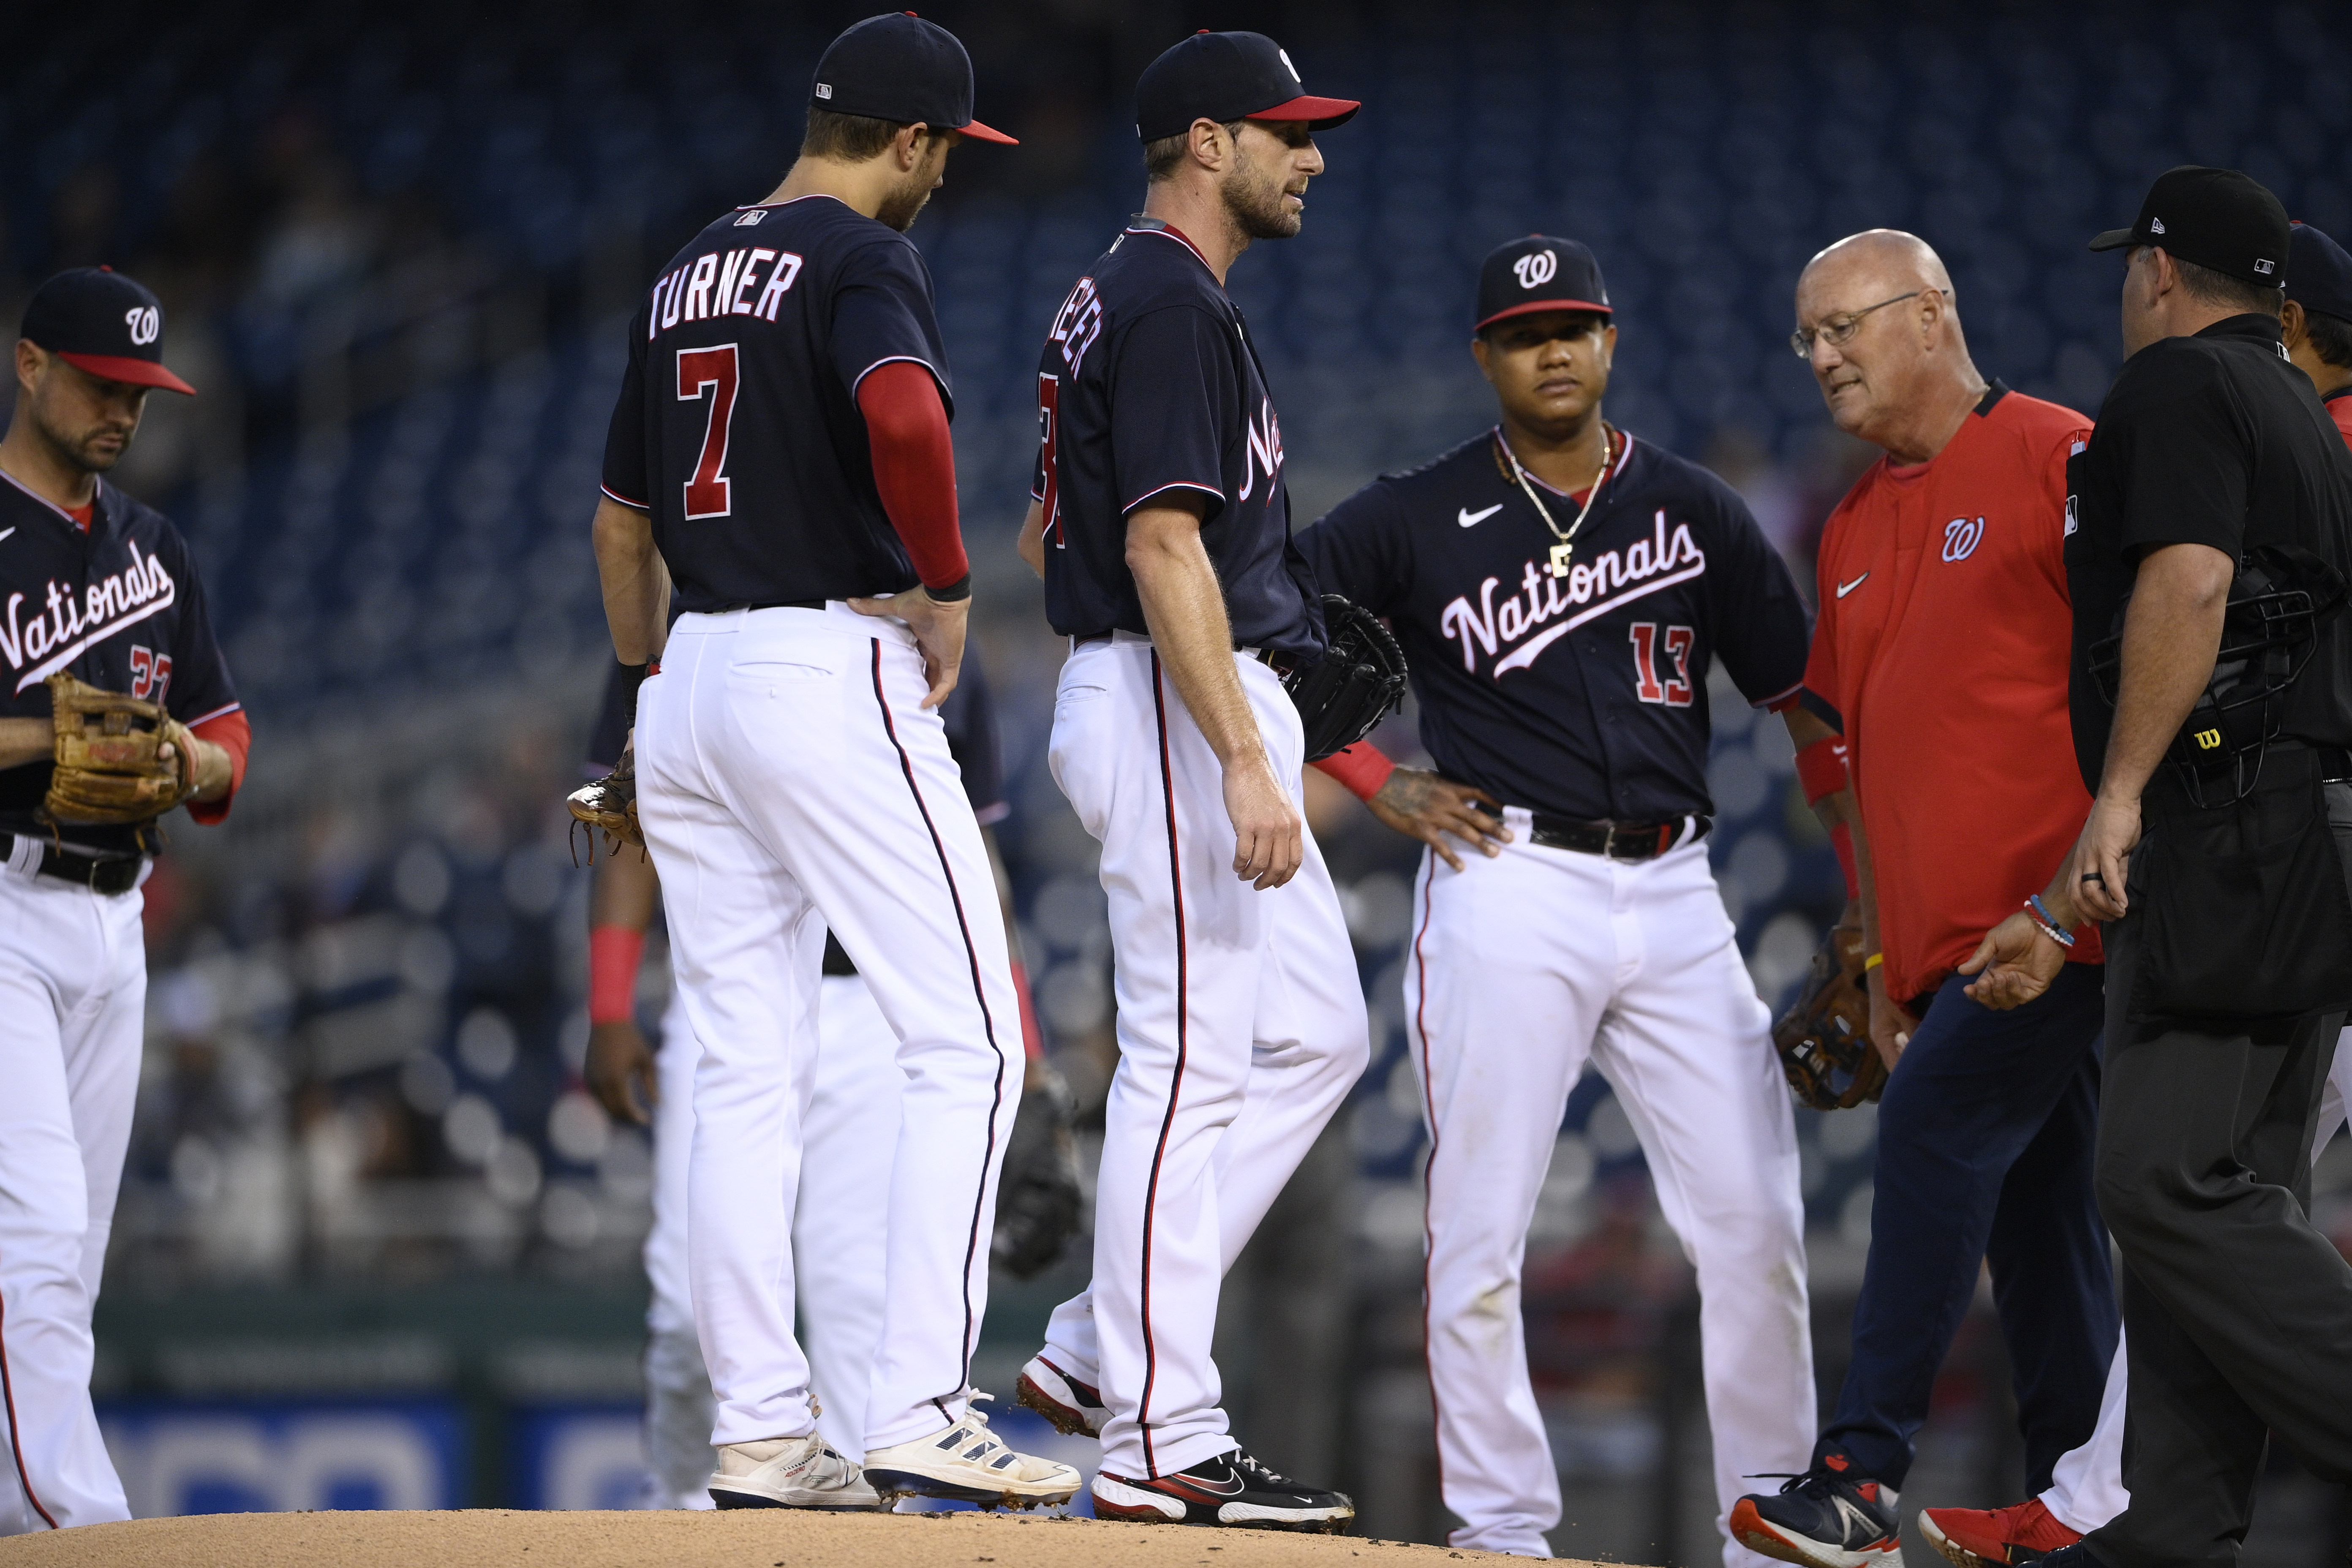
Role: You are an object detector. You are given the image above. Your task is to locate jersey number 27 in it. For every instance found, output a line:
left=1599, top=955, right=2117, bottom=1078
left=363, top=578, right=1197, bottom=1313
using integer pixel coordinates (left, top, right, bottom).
left=1629, top=622, right=1694, bottom=707
left=678, top=344, right=740, bottom=519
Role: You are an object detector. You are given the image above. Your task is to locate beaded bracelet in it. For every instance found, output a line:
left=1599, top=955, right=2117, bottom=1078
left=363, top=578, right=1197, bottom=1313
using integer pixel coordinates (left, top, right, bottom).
left=2024, top=893, right=2075, bottom=949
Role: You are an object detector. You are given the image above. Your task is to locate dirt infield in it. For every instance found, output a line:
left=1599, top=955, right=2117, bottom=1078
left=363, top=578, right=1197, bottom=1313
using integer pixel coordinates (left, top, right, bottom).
left=0, top=1508, right=1577, bottom=1566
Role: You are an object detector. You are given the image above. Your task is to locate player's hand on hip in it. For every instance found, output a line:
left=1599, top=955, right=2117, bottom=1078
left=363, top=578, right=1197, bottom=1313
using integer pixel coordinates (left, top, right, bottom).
left=1367, top=768, right=1513, bottom=873
left=1225, top=752, right=1304, bottom=890
left=585, top=1019, right=659, bottom=1125
left=1865, top=965, right=1918, bottom=1072
left=850, top=588, right=967, bottom=708
left=2069, top=793, right=2139, bottom=923
left=1958, top=911, right=2065, bottom=1011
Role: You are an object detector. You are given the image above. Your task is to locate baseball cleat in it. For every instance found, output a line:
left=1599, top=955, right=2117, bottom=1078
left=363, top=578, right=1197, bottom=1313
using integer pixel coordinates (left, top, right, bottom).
left=1730, top=1455, right=1902, bottom=1568
left=1091, top=1447, right=1354, bottom=1533
left=1918, top=1496, right=2083, bottom=1568
left=863, top=1394, right=1081, bottom=1510
left=1015, top=1353, right=1109, bottom=1438
left=707, top=1434, right=881, bottom=1511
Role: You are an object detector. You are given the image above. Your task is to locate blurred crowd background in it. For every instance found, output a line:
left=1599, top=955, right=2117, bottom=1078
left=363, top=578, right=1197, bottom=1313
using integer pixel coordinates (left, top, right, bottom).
left=10, top=0, right=2352, bottom=1556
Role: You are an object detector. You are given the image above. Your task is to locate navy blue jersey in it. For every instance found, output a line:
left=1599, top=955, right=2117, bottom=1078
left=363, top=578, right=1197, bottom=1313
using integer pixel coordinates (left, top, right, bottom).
left=584, top=648, right=1006, bottom=823
left=1295, top=430, right=1809, bottom=821
left=0, top=472, right=241, bottom=853
left=1032, top=220, right=1324, bottom=661
left=601, top=194, right=951, bottom=613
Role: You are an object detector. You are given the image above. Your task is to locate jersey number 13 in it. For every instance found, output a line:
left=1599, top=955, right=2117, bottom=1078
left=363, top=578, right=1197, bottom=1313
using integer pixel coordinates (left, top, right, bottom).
left=1628, top=622, right=1695, bottom=708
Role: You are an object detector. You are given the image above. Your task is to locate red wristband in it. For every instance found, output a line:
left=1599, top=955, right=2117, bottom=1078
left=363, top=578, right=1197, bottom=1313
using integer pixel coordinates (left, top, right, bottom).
left=1008, top=956, right=1045, bottom=1062
left=588, top=926, right=647, bottom=1025
left=1793, top=735, right=1850, bottom=807
left=1312, top=740, right=1396, bottom=802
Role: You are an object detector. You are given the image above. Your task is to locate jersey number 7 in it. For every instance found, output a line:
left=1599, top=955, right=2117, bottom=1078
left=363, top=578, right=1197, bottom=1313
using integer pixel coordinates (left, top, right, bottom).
left=678, top=344, right=740, bottom=519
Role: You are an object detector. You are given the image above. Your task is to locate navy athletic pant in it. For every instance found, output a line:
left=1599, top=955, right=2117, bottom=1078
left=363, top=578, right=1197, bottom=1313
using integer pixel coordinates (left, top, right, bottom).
left=1814, top=962, right=2117, bottom=1494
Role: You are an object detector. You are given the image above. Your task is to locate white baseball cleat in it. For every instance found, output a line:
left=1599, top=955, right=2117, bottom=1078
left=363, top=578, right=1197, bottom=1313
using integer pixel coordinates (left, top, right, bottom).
left=1013, top=1353, right=1110, bottom=1438
left=707, top=1434, right=882, bottom=1511
left=863, top=1393, right=1082, bottom=1509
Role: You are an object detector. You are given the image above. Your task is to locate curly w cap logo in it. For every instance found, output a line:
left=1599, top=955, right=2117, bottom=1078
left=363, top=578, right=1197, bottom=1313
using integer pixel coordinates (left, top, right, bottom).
left=125, top=306, right=160, bottom=346
left=1942, top=516, right=1985, bottom=562
left=1514, top=250, right=1557, bottom=289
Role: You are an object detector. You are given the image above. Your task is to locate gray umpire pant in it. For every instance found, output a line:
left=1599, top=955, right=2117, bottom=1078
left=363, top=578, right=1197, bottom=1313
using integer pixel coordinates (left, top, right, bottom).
left=2084, top=781, right=2352, bottom=1568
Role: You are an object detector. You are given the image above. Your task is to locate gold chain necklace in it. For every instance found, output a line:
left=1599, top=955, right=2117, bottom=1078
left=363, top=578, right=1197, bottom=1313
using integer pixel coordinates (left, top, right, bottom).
left=1496, top=424, right=1618, bottom=578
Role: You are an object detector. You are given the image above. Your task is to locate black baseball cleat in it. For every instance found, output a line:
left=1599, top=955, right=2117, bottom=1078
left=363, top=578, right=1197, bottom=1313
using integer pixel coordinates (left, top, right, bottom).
left=1729, top=1454, right=1902, bottom=1568
left=1090, top=1447, right=1354, bottom=1533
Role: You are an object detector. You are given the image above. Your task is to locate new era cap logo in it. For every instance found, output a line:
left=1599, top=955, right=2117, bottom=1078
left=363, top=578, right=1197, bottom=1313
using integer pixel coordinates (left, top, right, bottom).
left=1514, top=250, right=1557, bottom=288
left=814, top=82, right=833, bottom=99
left=2151, top=216, right=2166, bottom=234
left=2256, top=258, right=2276, bottom=274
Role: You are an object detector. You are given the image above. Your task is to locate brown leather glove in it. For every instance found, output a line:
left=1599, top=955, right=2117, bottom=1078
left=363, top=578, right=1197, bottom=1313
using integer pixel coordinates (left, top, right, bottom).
left=44, top=672, right=199, bottom=825
left=1771, top=909, right=1887, bottom=1111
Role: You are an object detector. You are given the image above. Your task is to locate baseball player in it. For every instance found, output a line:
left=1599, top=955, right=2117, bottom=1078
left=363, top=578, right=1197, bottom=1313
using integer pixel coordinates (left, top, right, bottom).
left=0, top=267, right=249, bottom=1534
left=1006, top=30, right=1371, bottom=1532
left=1293, top=235, right=1817, bottom=1563
left=578, top=653, right=1080, bottom=1508
left=1729, top=231, right=2118, bottom=1568
left=1915, top=216, right=2352, bottom=1568
left=588, top=13, right=1075, bottom=1510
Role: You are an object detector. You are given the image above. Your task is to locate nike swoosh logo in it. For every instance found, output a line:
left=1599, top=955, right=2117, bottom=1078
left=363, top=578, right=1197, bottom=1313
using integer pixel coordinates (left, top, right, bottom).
left=1458, top=504, right=1503, bottom=528
left=0, top=528, right=14, bottom=544
left=1835, top=573, right=1869, bottom=598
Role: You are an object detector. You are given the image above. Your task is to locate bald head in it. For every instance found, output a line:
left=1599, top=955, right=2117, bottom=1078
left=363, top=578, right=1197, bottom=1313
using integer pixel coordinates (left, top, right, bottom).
left=1794, top=229, right=1986, bottom=463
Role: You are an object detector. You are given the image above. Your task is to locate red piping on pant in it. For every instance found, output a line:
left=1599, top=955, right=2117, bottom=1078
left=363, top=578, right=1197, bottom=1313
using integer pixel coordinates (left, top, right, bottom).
left=868, top=640, right=1010, bottom=1393
left=1133, top=652, right=1190, bottom=1479
left=1409, top=852, right=1446, bottom=1507
left=0, top=1264, right=60, bottom=1528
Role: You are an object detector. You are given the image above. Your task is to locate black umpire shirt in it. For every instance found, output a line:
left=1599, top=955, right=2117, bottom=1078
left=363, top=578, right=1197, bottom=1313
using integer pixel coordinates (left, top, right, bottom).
left=1297, top=431, right=1810, bottom=822
left=2065, top=312, right=2352, bottom=791
left=1032, top=219, right=1325, bottom=662
left=0, top=473, right=240, bottom=855
left=601, top=194, right=951, bottom=612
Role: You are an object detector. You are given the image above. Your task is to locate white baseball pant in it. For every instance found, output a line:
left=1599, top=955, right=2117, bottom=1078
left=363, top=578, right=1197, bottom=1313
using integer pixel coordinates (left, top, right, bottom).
left=640, top=974, right=905, bottom=1504
left=635, top=603, right=1019, bottom=1454
left=1406, top=820, right=1815, bottom=1563
left=2038, top=1030, right=2352, bottom=1535
left=1037, top=635, right=1369, bottom=1481
left=0, top=861, right=144, bottom=1535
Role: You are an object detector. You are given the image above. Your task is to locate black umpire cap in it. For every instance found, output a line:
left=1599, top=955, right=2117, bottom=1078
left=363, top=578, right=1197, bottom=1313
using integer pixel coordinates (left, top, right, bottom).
left=811, top=13, right=1017, bottom=145
left=20, top=266, right=196, bottom=395
left=1135, top=31, right=1359, bottom=142
left=1476, top=237, right=1611, bottom=333
left=2089, top=165, right=2289, bottom=288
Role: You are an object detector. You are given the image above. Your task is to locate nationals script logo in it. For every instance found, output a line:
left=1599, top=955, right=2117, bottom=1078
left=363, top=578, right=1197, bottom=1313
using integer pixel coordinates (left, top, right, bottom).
left=1441, top=509, right=1706, bottom=676
left=1, top=544, right=178, bottom=693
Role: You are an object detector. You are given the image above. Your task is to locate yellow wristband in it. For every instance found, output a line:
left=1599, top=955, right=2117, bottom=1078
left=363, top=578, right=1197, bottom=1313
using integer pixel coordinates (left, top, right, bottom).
left=1864, top=952, right=1884, bottom=971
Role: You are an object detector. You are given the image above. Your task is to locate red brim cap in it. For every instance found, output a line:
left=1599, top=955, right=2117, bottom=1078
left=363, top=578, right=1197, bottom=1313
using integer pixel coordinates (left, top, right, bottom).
left=1474, top=297, right=1614, bottom=332
left=57, top=351, right=197, bottom=396
left=1247, top=95, right=1360, bottom=129
left=956, top=118, right=1019, bottom=145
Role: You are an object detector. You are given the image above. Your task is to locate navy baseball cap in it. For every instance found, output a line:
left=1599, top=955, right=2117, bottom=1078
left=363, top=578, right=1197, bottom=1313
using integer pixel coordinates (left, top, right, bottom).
left=811, top=13, right=1016, bottom=145
left=2288, top=221, right=2352, bottom=323
left=1476, top=236, right=1611, bottom=332
left=20, top=267, right=196, bottom=395
left=1135, top=31, right=1359, bottom=142
left=2089, top=165, right=2289, bottom=288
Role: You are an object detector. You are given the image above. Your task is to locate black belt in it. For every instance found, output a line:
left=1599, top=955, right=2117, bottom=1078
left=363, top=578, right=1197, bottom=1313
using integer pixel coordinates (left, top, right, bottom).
left=715, top=599, right=827, bottom=612
left=2321, top=745, right=2352, bottom=783
left=1511, top=809, right=1711, bottom=861
left=1073, top=631, right=1296, bottom=674
left=0, top=832, right=144, bottom=894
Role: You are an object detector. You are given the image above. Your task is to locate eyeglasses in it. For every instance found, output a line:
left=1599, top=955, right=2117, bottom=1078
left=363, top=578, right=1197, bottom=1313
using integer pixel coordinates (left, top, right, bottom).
left=1788, top=290, right=1944, bottom=358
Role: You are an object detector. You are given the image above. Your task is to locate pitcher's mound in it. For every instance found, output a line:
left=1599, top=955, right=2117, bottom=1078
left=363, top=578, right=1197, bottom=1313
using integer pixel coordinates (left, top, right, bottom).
left=0, top=1507, right=1582, bottom=1566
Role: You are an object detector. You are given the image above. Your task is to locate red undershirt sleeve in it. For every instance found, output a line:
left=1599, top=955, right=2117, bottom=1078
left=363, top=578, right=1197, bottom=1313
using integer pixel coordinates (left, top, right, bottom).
left=856, top=360, right=969, bottom=593
left=185, top=709, right=251, bottom=825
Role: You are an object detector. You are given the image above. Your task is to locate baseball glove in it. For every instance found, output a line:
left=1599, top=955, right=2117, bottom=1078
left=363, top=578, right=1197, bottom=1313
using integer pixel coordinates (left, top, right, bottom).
left=43, top=672, right=199, bottom=826
left=567, top=747, right=644, bottom=861
left=1284, top=594, right=1408, bottom=762
left=992, top=1064, right=1082, bottom=1279
left=1772, top=910, right=1886, bottom=1111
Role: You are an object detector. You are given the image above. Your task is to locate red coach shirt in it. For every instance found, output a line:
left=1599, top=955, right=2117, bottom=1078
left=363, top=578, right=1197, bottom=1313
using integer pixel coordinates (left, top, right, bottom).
left=1804, top=383, right=2101, bottom=1007
left=2326, top=386, right=2352, bottom=449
